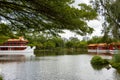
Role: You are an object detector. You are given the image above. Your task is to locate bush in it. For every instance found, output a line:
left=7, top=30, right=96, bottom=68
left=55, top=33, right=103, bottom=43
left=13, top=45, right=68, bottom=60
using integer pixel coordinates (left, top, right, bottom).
left=91, top=55, right=109, bottom=65
left=110, top=53, right=120, bottom=70
left=0, top=76, right=3, bottom=80
left=111, top=62, right=120, bottom=70
left=112, top=54, right=120, bottom=63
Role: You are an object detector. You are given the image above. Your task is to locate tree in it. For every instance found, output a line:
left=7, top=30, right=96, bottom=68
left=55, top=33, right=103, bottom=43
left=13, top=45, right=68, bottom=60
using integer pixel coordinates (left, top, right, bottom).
left=0, top=23, right=17, bottom=44
left=87, top=36, right=102, bottom=44
left=65, top=41, right=74, bottom=48
left=43, top=41, right=55, bottom=49
left=50, top=37, right=65, bottom=48
left=0, top=0, right=97, bottom=36
left=0, top=23, right=14, bottom=37
left=65, top=37, right=80, bottom=48
left=76, top=41, right=87, bottom=49
left=90, top=0, right=120, bottom=39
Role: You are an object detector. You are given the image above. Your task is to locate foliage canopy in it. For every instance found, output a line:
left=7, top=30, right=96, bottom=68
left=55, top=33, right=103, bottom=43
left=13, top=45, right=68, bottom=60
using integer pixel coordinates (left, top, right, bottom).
left=0, top=0, right=97, bottom=36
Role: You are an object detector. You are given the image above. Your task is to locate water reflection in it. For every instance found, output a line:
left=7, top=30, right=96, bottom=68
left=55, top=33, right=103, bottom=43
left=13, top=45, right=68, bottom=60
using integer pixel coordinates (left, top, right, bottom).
left=91, top=64, right=107, bottom=70
left=35, top=50, right=87, bottom=57
left=88, top=52, right=113, bottom=56
left=0, top=55, right=26, bottom=63
left=0, top=52, right=120, bottom=80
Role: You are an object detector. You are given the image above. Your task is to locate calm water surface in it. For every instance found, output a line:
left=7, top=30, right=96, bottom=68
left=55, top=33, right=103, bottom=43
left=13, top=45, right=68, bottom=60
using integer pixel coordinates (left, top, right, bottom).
left=0, top=54, right=120, bottom=80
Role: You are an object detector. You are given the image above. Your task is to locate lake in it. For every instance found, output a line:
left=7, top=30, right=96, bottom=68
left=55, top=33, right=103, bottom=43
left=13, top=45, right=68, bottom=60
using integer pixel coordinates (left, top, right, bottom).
left=0, top=51, right=120, bottom=80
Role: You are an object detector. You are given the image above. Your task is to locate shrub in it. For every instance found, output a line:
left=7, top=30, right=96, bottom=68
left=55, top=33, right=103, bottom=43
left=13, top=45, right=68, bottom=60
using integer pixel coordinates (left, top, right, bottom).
left=0, top=76, right=3, bottom=80
left=111, top=62, right=120, bottom=70
left=91, top=55, right=109, bottom=65
left=112, top=54, right=120, bottom=63
left=110, top=53, right=120, bottom=70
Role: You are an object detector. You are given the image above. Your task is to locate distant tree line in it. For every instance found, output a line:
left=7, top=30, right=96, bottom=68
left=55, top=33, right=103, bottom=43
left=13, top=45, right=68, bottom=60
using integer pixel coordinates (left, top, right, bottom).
left=87, top=36, right=120, bottom=44
left=26, top=35, right=87, bottom=50
left=0, top=23, right=120, bottom=50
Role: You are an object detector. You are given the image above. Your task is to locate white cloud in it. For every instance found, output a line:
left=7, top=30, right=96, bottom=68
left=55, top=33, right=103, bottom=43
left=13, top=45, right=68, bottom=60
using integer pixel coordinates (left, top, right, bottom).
left=60, top=19, right=103, bottom=40
left=75, top=0, right=89, bottom=4
left=87, top=20, right=103, bottom=37
left=59, top=30, right=83, bottom=40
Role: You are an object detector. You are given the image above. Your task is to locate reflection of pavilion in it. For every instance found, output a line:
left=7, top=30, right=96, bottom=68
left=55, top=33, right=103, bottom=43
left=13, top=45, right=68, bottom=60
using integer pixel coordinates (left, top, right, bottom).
left=88, top=43, right=120, bottom=54
left=0, top=55, right=26, bottom=63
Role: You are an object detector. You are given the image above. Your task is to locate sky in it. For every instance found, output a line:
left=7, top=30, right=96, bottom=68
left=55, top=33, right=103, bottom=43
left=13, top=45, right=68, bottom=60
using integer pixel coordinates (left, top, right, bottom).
left=60, top=0, right=103, bottom=40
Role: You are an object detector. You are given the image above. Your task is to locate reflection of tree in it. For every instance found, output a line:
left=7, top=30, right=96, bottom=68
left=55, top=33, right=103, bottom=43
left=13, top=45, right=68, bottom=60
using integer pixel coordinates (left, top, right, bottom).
left=91, top=63, right=108, bottom=70
left=91, top=64, right=103, bottom=70
left=34, top=50, right=85, bottom=57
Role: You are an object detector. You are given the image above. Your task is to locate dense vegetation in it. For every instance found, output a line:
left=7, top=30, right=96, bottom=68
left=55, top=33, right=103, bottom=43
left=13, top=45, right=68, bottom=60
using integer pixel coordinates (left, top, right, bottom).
left=0, top=0, right=97, bottom=36
left=87, top=36, right=120, bottom=44
left=27, top=35, right=87, bottom=50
